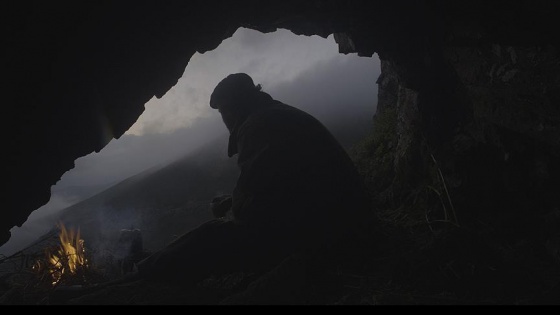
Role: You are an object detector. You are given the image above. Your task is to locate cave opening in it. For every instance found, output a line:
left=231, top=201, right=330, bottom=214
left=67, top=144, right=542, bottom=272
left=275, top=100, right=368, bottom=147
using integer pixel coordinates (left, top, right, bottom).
left=0, top=27, right=380, bottom=275
left=2, top=1, right=559, bottom=305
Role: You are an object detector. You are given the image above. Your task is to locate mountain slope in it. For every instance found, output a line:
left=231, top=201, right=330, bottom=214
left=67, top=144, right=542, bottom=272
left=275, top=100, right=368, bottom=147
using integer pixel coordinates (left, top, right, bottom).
left=55, top=136, right=239, bottom=253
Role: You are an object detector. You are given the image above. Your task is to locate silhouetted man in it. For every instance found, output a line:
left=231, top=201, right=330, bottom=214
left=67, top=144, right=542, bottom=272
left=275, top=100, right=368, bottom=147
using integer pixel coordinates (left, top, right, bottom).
left=136, top=73, right=372, bottom=285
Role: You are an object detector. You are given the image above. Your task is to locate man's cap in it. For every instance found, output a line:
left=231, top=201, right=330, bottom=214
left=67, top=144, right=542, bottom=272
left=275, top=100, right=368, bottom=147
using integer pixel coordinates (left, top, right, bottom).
left=210, top=73, right=258, bottom=109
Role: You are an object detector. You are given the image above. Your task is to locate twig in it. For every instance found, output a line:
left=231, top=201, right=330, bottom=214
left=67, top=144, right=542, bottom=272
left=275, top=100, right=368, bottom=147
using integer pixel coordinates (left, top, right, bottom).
left=0, top=230, right=59, bottom=265
left=431, top=154, right=459, bottom=226
left=0, top=252, right=23, bottom=265
left=427, top=185, right=448, bottom=222
left=425, top=213, right=435, bottom=234
left=425, top=186, right=459, bottom=232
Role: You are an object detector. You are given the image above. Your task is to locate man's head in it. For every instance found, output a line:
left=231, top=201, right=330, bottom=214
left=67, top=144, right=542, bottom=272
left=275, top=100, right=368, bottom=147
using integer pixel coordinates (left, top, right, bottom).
left=210, top=73, right=262, bottom=132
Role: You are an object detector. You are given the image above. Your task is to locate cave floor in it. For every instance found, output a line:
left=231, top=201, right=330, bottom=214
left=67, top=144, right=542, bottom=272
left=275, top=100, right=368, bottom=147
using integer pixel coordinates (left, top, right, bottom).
left=1, top=220, right=559, bottom=305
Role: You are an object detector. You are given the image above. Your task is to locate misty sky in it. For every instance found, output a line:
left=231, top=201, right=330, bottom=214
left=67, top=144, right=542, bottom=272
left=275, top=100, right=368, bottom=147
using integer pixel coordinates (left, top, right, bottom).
left=0, top=28, right=380, bottom=256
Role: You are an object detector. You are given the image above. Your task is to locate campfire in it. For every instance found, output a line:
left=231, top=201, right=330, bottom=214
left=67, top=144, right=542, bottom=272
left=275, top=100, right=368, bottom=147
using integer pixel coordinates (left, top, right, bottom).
left=33, top=222, right=90, bottom=287
left=30, top=222, right=146, bottom=290
left=0, top=222, right=149, bottom=304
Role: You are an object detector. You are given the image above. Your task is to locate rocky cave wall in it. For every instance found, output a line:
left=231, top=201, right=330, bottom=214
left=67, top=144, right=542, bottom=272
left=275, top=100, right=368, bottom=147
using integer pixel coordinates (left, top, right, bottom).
left=360, top=45, right=559, bottom=258
left=3, top=0, right=559, bottom=248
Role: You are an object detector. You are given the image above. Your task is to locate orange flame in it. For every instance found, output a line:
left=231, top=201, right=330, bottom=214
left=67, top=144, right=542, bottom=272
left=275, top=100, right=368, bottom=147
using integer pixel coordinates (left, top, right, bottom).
left=37, top=222, right=89, bottom=286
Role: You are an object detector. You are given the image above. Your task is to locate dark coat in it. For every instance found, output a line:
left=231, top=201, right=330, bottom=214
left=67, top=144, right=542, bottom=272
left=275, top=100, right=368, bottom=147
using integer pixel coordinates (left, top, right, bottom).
left=136, top=94, right=373, bottom=283
left=227, top=95, right=372, bottom=251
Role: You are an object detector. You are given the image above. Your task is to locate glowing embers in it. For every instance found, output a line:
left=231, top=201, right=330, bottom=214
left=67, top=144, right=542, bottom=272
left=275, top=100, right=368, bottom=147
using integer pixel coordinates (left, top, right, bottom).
left=33, top=222, right=89, bottom=287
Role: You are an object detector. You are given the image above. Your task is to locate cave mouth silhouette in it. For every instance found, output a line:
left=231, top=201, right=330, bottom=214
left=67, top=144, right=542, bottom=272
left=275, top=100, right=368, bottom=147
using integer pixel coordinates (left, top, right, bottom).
left=0, top=27, right=380, bottom=264
left=3, top=1, right=437, bottom=248
left=4, top=2, right=559, bottom=305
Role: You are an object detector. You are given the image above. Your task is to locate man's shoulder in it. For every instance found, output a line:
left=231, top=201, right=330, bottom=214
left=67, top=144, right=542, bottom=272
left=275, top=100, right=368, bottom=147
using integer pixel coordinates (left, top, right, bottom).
left=238, top=100, right=324, bottom=139
left=249, top=101, right=316, bottom=124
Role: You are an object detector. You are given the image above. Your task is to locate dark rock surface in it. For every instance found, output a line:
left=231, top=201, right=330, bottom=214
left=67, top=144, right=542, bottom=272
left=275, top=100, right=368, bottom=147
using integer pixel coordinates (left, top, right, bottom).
left=2, top=1, right=559, bottom=304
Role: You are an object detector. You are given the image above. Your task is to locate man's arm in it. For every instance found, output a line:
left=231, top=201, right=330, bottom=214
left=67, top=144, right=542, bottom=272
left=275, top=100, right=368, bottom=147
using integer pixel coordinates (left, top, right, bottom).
left=230, top=117, right=279, bottom=222
left=211, top=195, right=232, bottom=219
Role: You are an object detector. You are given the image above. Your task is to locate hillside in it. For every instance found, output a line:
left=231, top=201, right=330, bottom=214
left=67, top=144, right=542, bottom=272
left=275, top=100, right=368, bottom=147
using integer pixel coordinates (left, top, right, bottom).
left=55, top=136, right=239, bottom=254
